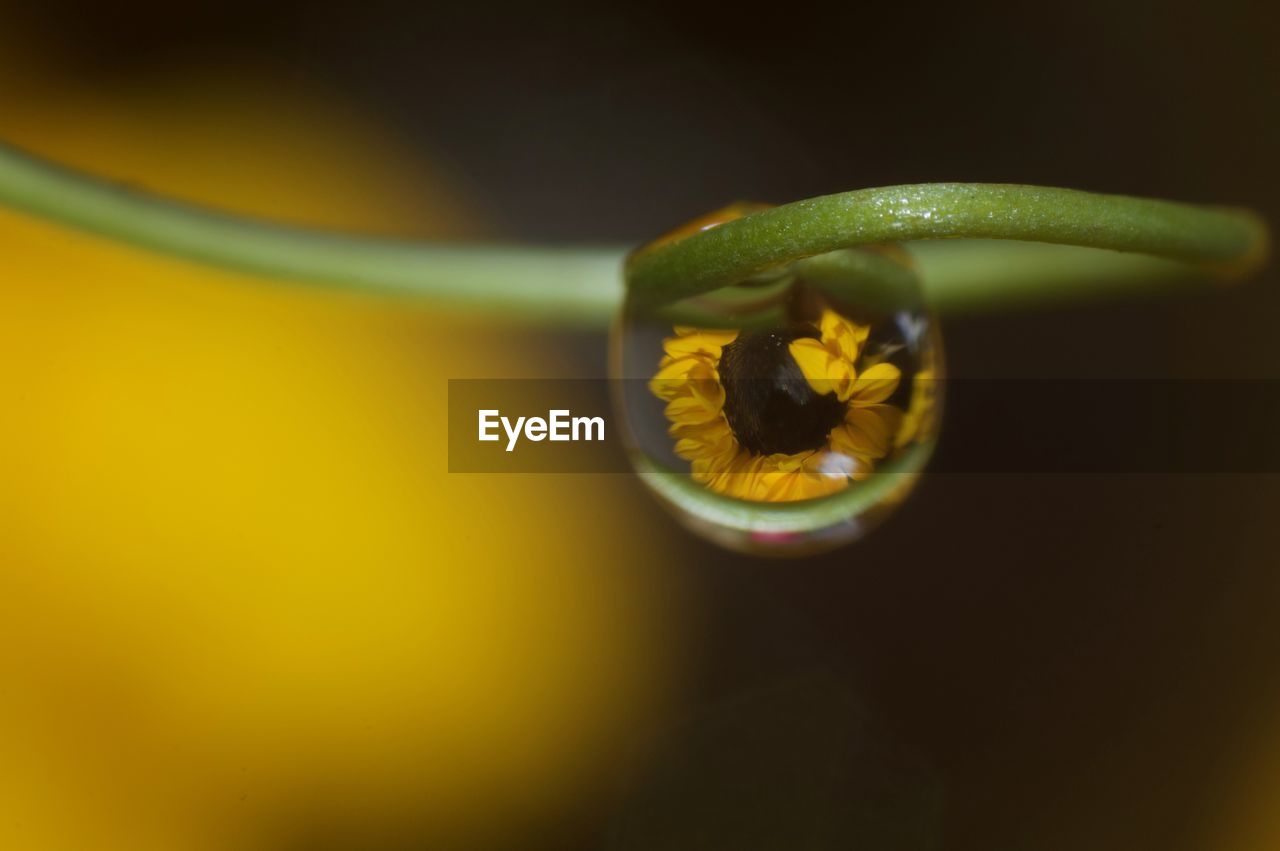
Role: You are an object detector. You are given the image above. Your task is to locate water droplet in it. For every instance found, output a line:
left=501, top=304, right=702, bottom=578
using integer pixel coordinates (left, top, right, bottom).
left=611, top=205, right=944, bottom=555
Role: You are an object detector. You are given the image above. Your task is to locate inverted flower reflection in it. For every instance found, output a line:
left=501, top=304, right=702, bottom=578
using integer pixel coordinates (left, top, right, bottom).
left=649, top=309, right=918, bottom=503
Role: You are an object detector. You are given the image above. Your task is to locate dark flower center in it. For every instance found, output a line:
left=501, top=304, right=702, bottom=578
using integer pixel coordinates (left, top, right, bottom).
left=719, top=327, right=846, bottom=456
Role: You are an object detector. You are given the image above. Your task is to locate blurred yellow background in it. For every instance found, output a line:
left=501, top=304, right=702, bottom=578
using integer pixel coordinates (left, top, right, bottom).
left=0, top=30, right=682, bottom=851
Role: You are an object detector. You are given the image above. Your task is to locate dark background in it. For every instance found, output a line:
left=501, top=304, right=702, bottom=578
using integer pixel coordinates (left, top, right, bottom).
left=12, top=1, right=1280, bottom=848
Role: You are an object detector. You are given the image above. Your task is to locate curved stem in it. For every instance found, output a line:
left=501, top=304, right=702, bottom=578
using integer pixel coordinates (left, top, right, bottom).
left=909, top=240, right=1209, bottom=313
left=0, top=141, right=1269, bottom=324
left=625, top=183, right=1268, bottom=309
left=0, top=140, right=624, bottom=325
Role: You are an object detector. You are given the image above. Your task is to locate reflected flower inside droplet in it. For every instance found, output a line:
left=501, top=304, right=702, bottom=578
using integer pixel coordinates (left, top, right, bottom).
left=649, top=309, right=907, bottom=503
left=612, top=204, right=944, bottom=555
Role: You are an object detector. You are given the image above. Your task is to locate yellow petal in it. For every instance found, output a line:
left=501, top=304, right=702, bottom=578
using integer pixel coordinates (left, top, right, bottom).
left=647, top=356, right=701, bottom=400
left=845, top=362, right=901, bottom=405
left=652, top=356, right=699, bottom=380
left=705, top=452, right=756, bottom=499
left=664, top=395, right=722, bottom=425
left=690, top=457, right=718, bottom=486
left=663, top=329, right=737, bottom=360
left=759, top=453, right=851, bottom=502
left=835, top=404, right=903, bottom=458
left=673, top=419, right=738, bottom=462
left=795, top=470, right=850, bottom=500
left=819, top=310, right=870, bottom=363
left=686, top=361, right=725, bottom=410
left=788, top=338, right=851, bottom=397
left=762, top=457, right=809, bottom=502
left=668, top=418, right=727, bottom=440
left=679, top=439, right=731, bottom=460
left=762, top=470, right=801, bottom=502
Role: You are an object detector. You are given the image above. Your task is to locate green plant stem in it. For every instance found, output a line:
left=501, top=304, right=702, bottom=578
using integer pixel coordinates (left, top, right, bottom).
left=626, top=184, right=1268, bottom=310
left=0, top=141, right=1269, bottom=325
left=910, top=240, right=1207, bottom=313
left=0, top=141, right=623, bottom=325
